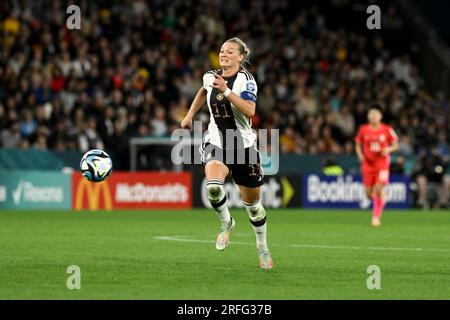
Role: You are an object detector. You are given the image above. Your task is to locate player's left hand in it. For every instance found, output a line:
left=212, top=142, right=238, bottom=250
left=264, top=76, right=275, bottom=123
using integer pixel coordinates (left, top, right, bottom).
left=381, top=147, right=390, bottom=156
left=212, top=74, right=228, bottom=92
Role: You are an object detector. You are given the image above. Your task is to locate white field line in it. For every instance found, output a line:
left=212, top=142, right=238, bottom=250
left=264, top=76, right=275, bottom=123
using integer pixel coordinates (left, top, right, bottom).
left=155, top=236, right=253, bottom=246
left=154, top=236, right=450, bottom=253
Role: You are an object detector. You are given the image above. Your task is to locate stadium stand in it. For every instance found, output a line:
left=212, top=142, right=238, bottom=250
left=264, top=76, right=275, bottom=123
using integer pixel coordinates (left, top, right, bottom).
left=1, top=0, right=449, bottom=172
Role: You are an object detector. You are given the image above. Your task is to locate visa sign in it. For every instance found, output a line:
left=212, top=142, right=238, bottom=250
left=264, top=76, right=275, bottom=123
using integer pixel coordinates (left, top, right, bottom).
left=303, top=174, right=411, bottom=209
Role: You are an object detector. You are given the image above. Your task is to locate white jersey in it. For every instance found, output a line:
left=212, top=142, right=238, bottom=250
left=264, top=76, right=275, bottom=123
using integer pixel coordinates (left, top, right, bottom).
left=202, top=67, right=258, bottom=149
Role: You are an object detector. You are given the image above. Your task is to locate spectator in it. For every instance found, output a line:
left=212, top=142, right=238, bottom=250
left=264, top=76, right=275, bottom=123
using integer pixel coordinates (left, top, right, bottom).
left=97, top=106, right=115, bottom=141
left=0, top=0, right=447, bottom=171
left=397, top=134, right=414, bottom=156
left=33, top=133, right=48, bottom=151
left=19, top=109, right=37, bottom=138
left=106, top=119, right=130, bottom=170
left=436, top=131, right=450, bottom=158
left=1, top=121, right=21, bottom=149
left=151, top=106, right=169, bottom=137
left=335, top=105, right=355, bottom=138
left=48, top=118, right=69, bottom=149
left=78, top=117, right=105, bottom=153
left=390, top=155, right=406, bottom=175
left=0, top=103, right=6, bottom=129
left=412, top=146, right=450, bottom=208
left=280, top=127, right=296, bottom=153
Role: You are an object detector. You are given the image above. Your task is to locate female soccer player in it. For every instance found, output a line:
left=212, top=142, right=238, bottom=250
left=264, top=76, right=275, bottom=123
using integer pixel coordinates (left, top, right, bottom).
left=181, top=37, right=272, bottom=269
left=355, top=105, right=398, bottom=227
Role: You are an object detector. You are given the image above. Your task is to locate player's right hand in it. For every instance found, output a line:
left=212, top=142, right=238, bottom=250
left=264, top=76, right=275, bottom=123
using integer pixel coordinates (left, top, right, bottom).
left=181, top=116, right=192, bottom=129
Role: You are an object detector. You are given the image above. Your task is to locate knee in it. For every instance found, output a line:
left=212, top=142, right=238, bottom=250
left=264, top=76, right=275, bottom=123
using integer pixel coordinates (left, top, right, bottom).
left=417, top=175, right=427, bottom=186
left=375, top=187, right=383, bottom=197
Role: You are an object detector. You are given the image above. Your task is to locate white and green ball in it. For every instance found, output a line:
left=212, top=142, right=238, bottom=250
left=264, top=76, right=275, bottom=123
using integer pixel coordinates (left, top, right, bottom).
left=80, top=149, right=113, bottom=182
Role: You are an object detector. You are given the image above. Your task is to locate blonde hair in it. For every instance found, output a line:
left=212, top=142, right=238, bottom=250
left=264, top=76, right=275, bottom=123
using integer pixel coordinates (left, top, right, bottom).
left=224, top=37, right=251, bottom=66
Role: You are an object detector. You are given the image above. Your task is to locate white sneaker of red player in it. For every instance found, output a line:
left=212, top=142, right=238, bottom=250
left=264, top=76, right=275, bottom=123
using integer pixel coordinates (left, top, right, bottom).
left=371, top=217, right=381, bottom=227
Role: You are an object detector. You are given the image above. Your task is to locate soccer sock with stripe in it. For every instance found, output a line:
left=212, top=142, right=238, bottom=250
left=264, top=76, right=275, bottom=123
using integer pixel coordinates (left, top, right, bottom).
left=243, top=199, right=268, bottom=249
left=206, top=179, right=231, bottom=228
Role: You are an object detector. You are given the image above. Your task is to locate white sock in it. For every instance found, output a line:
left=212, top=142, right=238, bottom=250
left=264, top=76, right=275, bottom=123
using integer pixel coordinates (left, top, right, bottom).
left=243, top=199, right=268, bottom=249
left=206, top=179, right=231, bottom=227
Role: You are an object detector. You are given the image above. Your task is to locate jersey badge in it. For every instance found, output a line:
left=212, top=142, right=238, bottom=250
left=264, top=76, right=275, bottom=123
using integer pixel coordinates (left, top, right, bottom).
left=246, top=82, right=256, bottom=92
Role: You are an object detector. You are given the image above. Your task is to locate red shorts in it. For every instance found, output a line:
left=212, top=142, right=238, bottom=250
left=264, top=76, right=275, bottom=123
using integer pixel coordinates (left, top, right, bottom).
left=362, top=165, right=389, bottom=187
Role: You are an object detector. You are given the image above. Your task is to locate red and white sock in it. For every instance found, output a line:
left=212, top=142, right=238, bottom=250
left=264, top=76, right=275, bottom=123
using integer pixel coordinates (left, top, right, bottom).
left=372, top=194, right=385, bottom=219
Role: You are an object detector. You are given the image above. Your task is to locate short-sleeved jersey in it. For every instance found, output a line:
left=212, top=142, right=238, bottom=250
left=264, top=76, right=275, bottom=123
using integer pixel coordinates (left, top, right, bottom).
left=355, top=124, right=398, bottom=168
left=202, top=67, right=257, bottom=150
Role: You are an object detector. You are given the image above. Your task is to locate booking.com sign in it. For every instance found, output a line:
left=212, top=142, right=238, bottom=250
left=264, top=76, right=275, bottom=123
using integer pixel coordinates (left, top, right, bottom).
left=302, top=174, right=412, bottom=209
left=170, top=121, right=279, bottom=175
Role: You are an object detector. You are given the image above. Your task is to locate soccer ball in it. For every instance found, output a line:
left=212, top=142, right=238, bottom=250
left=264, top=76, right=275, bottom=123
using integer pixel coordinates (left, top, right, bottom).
left=80, top=149, right=113, bottom=182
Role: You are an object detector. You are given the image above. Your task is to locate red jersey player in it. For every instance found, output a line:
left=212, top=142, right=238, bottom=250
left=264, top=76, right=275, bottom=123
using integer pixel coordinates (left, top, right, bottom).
left=355, top=106, right=398, bottom=227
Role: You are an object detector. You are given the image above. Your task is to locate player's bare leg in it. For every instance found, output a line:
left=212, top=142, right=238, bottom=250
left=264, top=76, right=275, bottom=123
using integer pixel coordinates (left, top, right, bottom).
left=416, top=175, right=428, bottom=208
left=440, top=175, right=450, bottom=208
left=371, top=183, right=386, bottom=227
left=365, top=187, right=373, bottom=200
left=365, top=186, right=378, bottom=225
left=239, top=185, right=272, bottom=269
left=205, top=160, right=235, bottom=250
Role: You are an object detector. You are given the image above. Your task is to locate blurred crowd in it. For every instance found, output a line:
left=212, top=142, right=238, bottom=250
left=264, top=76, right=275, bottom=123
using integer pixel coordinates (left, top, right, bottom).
left=1, top=0, right=449, bottom=170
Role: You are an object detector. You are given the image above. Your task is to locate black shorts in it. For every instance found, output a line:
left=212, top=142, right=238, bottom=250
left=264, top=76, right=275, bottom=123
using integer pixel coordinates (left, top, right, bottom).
left=200, top=142, right=264, bottom=188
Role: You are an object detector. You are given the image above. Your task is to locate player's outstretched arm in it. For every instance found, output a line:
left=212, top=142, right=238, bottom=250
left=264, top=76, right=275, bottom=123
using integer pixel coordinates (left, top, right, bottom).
left=181, top=87, right=207, bottom=129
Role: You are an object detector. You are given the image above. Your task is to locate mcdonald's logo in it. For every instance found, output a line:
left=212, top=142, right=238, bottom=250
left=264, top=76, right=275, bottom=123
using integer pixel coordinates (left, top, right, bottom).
left=74, top=178, right=113, bottom=210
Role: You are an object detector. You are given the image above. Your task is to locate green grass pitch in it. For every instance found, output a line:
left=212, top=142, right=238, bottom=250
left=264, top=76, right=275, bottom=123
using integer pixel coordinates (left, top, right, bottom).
left=0, top=209, right=449, bottom=299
